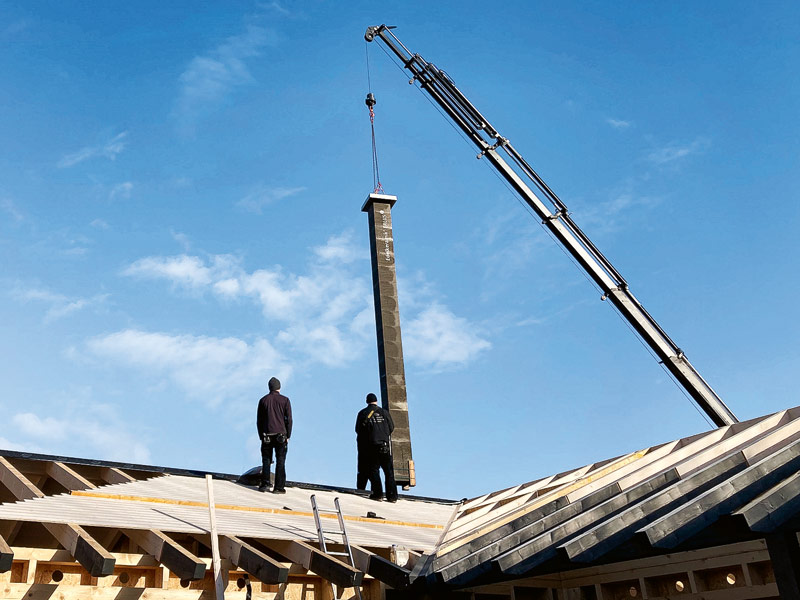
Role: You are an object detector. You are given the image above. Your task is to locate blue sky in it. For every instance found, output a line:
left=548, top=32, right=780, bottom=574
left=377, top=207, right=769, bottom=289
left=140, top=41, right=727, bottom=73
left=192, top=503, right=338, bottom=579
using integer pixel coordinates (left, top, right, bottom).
left=1, top=1, right=798, bottom=500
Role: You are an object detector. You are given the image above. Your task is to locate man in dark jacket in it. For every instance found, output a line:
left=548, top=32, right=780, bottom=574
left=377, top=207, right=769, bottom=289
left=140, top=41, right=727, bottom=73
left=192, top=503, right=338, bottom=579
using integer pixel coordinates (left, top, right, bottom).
left=256, top=377, right=292, bottom=493
left=355, top=393, right=397, bottom=502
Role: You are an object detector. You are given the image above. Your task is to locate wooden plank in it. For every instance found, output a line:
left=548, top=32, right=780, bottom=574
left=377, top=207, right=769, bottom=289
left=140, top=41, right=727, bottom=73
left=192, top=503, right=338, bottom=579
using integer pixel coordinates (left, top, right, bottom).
left=434, top=480, right=623, bottom=574
left=99, top=467, right=135, bottom=485
left=259, top=538, right=362, bottom=588
left=204, top=476, right=224, bottom=600
left=502, top=452, right=748, bottom=575
left=0, top=533, right=11, bottom=573
left=442, top=469, right=681, bottom=584
left=0, top=456, right=44, bottom=500
left=45, top=462, right=96, bottom=491
left=124, top=529, right=206, bottom=581
left=0, top=458, right=114, bottom=577
left=351, top=543, right=410, bottom=589
left=217, top=535, right=288, bottom=584
left=734, top=470, right=800, bottom=532
left=41, top=522, right=116, bottom=577
left=641, top=439, right=800, bottom=549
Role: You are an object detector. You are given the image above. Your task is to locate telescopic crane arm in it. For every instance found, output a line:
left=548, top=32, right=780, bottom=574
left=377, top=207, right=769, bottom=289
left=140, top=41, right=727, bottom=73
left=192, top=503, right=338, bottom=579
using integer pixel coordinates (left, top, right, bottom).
left=365, top=24, right=738, bottom=427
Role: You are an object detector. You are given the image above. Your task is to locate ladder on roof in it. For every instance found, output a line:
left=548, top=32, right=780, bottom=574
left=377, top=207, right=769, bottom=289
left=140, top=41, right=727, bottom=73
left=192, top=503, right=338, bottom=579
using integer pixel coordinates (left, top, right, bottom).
left=310, top=494, right=362, bottom=600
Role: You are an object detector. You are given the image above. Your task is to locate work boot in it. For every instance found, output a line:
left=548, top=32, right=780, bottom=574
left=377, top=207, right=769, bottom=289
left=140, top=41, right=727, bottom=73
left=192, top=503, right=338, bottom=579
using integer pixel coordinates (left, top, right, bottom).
left=369, top=493, right=383, bottom=501
left=272, top=488, right=286, bottom=494
left=258, top=483, right=269, bottom=492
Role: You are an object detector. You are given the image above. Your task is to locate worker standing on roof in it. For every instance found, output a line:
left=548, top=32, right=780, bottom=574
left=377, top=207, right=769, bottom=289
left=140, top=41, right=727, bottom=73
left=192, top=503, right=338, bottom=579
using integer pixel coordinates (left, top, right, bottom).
left=257, top=377, right=292, bottom=494
left=356, top=393, right=397, bottom=502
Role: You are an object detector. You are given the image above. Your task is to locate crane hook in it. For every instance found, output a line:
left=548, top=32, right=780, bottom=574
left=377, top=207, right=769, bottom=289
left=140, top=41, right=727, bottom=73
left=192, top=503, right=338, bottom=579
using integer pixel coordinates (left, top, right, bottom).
left=365, top=92, right=377, bottom=108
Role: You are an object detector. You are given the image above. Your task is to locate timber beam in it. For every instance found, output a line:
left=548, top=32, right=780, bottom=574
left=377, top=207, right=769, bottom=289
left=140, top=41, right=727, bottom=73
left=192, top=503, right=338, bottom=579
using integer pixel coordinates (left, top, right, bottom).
left=259, top=538, right=363, bottom=588
left=0, top=456, right=115, bottom=576
left=548, top=453, right=747, bottom=570
left=351, top=543, right=411, bottom=589
left=0, top=532, right=12, bottom=573
left=217, top=534, right=289, bottom=584
left=766, top=531, right=800, bottom=600
left=46, top=461, right=97, bottom=491
left=124, top=528, right=206, bottom=581
left=100, top=467, right=136, bottom=485
left=642, top=440, right=800, bottom=549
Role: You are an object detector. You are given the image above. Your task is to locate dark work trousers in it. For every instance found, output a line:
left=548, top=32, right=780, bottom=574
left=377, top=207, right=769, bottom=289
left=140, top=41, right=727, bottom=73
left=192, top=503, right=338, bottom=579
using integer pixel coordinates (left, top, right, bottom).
left=365, top=445, right=397, bottom=500
left=261, top=439, right=288, bottom=490
left=356, top=441, right=369, bottom=490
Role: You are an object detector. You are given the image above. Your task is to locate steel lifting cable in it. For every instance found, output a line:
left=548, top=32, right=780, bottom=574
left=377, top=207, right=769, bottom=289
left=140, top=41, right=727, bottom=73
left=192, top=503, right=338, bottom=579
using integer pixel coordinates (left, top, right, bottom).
left=365, top=42, right=384, bottom=193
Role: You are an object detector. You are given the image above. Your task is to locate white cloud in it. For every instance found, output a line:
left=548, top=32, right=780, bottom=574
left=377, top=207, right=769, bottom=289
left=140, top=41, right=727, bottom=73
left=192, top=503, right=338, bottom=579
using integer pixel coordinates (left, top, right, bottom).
left=647, top=137, right=710, bottom=165
left=123, top=255, right=215, bottom=288
left=314, top=232, right=363, bottom=264
left=120, top=232, right=491, bottom=372
left=175, top=24, right=276, bottom=132
left=58, top=131, right=129, bottom=168
left=606, top=118, right=631, bottom=129
left=12, top=285, right=108, bottom=322
left=260, top=1, right=291, bottom=16
left=90, top=218, right=110, bottom=229
left=171, top=230, right=192, bottom=251
left=109, top=181, right=133, bottom=200
left=10, top=410, right=150, bottom=463
left=404, top=304, right=491, bottom=370
left=88, top=330, right=289, bottom=406
left=237, top=185, right=305, bottom=214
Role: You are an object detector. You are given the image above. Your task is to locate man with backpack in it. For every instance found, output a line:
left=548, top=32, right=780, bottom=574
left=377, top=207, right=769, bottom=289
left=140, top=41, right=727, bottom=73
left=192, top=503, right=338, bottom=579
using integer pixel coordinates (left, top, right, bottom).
left=355, top=393, right=397, bottom=502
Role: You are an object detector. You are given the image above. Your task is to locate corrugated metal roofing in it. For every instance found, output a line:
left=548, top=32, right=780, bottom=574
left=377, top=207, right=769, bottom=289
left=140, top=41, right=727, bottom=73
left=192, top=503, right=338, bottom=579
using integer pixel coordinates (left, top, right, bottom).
left=0, top=473, right=456, bottom=552
left=424, top=406, right=800, bottom=587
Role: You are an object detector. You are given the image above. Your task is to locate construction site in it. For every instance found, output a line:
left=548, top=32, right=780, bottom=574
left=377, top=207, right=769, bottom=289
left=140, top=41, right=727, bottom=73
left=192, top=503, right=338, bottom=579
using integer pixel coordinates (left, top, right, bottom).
left=2, top=8, right=799, bottom=600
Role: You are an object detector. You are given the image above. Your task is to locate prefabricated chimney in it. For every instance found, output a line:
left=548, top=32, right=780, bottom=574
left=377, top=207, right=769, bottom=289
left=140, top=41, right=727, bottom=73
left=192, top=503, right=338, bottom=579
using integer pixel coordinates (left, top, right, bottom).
left=362, top=193, right=415, bottom=487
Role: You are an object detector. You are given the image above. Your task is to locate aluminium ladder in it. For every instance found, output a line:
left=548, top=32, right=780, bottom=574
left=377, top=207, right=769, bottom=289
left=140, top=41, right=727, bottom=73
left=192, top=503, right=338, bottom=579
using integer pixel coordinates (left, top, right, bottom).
left=310, top=494, right=362, bottom=600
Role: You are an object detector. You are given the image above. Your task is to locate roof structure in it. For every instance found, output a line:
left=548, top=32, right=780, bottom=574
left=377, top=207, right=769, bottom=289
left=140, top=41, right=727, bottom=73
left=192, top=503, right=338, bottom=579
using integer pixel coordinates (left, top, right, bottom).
left=3, top=406, right=800, bottom=599
left=0, top=450, right=455, bottom=599
left=410, top=405, right=800, bottom=598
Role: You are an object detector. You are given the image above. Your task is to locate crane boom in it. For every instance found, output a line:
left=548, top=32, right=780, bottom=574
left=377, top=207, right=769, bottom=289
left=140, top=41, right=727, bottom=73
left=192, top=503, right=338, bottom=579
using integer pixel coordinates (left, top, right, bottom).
left=365, top=24, right=738, bottom=427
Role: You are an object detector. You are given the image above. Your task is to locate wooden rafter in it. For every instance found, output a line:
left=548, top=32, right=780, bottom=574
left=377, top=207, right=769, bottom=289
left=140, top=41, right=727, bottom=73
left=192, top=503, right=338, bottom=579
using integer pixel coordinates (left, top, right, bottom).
left=217, top=534, right=289, bottom=584
left=0, top=456, right=115, bottom=577
left=46, top=461, right=97, bottom=491
left=350, top=543, right=411, bottom=589
left=100, top=467, right=135, bottom=485
left=0, top=531, right=12, bottom=573
left=259, top=538, right=363, bottom=588
left=124, top=528, right=206, bottom=581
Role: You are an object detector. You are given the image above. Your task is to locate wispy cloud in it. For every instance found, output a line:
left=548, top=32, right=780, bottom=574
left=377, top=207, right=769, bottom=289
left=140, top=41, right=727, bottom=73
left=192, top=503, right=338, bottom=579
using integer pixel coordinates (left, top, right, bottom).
left=88, top=330, right=289, bottom=407
left=90, top=218, right=109, bottom=229
left=122, top=232, right=491, bottom=371
left=237, top=185, right=305, bottom=214
left=646, top=137, right=710, bottom=165
left=109, top=181, right=133, bottom=200
left=259, top=1, right=291, bottom=16
left=9, top=397, right=150, bottom=463
left=57, top=131, right=129, bottom=168
left=1, top=198, right=24, bottom=222
left=313, top=231, right=361, bottom=264
left=573, top=178, right=661, bottom=235
left=175, top=23, right=276, bottom=132
left=404, top=304, right=491, bottom=371
left=606, top=118, right=631, bottom=129
left=1, top=19, right=30, bottom=40
left=12, top=285, right=108, bottom=322
left=171, top=230, right=192, bottom=251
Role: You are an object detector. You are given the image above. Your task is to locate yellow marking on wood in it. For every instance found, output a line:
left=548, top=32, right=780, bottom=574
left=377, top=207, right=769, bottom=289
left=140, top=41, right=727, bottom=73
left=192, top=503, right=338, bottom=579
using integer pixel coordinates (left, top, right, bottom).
left=437, top=449, right=649, bottom=556
left=69, top=490, right=443, bottom=530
